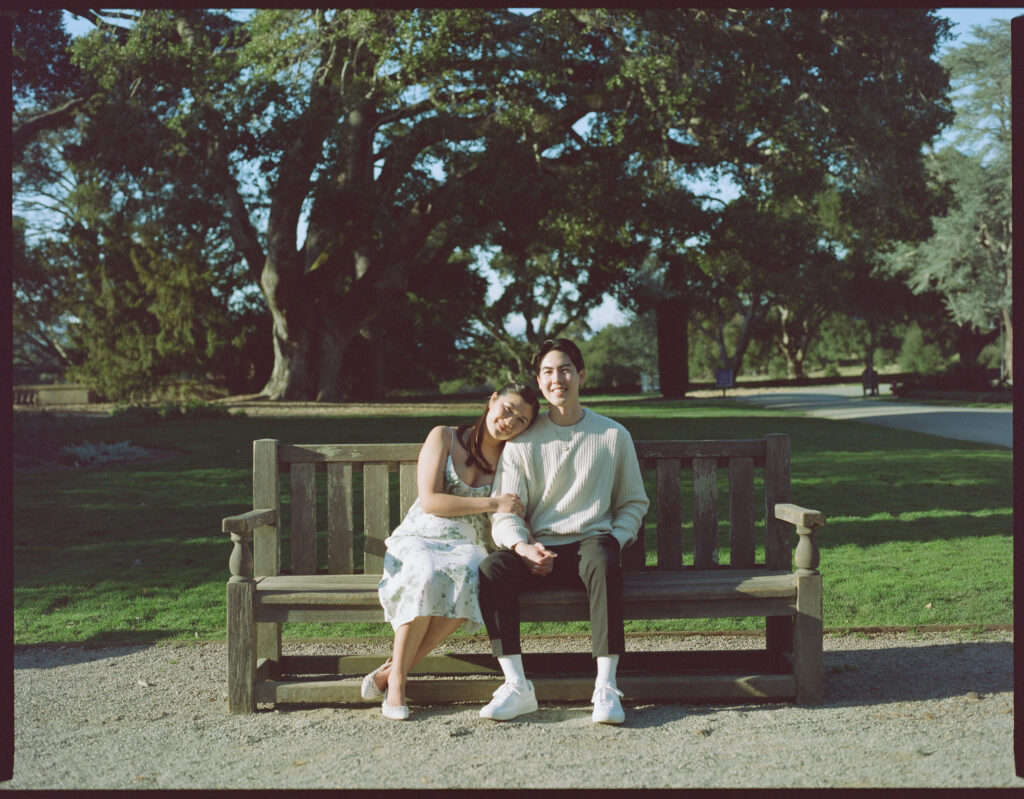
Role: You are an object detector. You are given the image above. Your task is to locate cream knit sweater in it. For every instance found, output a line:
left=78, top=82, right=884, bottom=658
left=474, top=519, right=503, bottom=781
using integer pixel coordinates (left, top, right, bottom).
left=490, top=409, right=649, bottom=551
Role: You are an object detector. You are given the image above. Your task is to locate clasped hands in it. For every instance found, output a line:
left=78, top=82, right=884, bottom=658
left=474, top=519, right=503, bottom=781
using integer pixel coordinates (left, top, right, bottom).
left=512, top=540, right=557, bottom=577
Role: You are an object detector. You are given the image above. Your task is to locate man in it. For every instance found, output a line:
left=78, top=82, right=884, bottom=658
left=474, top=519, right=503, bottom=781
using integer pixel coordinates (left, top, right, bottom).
left=477, top=338, right=649, bottom=724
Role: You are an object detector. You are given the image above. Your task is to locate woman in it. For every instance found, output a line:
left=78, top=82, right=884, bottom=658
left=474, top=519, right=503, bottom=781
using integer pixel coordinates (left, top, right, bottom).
left=363, top=381, right=541, bottom=719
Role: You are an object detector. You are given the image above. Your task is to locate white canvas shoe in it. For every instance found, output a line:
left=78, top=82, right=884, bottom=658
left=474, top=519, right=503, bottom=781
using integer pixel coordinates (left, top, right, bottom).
left=381, top=688, right=409, bottom=720
left=479, top=680, right=538, bottom=720
left=361, top=658, right=391, bottom=700
left=591, top=683, right=625, bottom=724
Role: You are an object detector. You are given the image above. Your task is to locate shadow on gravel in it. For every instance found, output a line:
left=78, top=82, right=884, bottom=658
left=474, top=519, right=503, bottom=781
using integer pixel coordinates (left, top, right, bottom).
left=14, top=640, right=1011, bottom=720
left=12, top=642, right=203, bottom=669
left=817, top=640, right=1012, bottom=707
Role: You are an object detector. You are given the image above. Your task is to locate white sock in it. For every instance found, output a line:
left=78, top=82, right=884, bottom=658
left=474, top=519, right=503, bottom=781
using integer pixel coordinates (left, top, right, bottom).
left=596, top=654, right=619, bottom=689
left=498, top=654, right=527, bottom=685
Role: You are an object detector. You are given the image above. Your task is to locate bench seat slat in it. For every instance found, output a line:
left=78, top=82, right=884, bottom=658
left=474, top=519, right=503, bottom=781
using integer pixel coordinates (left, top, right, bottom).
left=255, top=571, right=797, bottom=607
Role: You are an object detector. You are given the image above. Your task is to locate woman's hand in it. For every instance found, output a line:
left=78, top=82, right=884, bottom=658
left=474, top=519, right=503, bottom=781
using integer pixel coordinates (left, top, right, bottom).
left=493, top=493, right=524, bottom=517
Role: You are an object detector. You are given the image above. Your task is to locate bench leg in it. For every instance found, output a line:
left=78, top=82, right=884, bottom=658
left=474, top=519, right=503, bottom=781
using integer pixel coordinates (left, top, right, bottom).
left=793, top=571, right=823, bottom=704
left=256, top=621, right=282, bottom=680
left=227, top=580, right=256, bottom=714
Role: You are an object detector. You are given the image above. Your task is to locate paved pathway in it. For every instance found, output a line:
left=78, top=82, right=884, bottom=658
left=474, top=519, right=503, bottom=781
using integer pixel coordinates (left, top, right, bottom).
left=733, top=385, right=1011, bottom=448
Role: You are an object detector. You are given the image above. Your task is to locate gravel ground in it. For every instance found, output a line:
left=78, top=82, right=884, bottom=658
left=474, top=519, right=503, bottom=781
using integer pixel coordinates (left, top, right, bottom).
left=4, top=629, right=1018, bottom=790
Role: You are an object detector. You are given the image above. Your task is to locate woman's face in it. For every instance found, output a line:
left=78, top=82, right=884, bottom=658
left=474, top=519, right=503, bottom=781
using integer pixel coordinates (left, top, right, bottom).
left=485, top=392, right=535, bottom=442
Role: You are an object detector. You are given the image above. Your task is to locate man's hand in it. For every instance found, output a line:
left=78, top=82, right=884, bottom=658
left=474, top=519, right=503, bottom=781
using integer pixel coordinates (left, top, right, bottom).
left=513, top=541, right=557, bottom=577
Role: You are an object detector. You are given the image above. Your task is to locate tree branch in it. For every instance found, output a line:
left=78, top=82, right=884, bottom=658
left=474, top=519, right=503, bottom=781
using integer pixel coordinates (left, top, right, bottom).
left=12, top=96, right=97, bottom=156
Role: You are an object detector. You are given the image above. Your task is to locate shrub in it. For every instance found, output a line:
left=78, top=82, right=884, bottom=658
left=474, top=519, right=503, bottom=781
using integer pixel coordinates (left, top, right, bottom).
left=58, top=440, right=150, bottom=466
left=109, top=399, right=244, bottom=422
left=892, top=362, right=1000, bottom=397
left=897, top=323, right=948, bottom=376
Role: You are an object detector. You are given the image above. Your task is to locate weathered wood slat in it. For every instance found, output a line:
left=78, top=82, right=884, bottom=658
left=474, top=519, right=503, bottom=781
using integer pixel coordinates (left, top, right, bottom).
left=253, top=673, right=796, bottom=705
left=253, top=571, right=797, bottom=625
left=635, top=440, right=766, bottom=460
left=656, top=459, right=682, bottom=569
left=793, top=571, right=823, bottom=704
left=223, top=508, right=277, bottom=534
left=278, top=443, right=422, bottom=463
left=692, top=457, right=718, bottom=568
left=327, top=462, right=353, bottom=575
left=399, top=462, right=418, bottom=519
left=763, top=433, right=791, bottom=570
left=252, top=439, right=280, bottom=578
left=729, top=457, right=756, bottom=569
left=362, top=463, right=390, bottom=574
left=226, top=580, right=255, bottom=714
left=251, top=440, right=283, bottom=670
left=278, top=649, right=782, bottom=678
left=289, top=462, right=317, bottom=575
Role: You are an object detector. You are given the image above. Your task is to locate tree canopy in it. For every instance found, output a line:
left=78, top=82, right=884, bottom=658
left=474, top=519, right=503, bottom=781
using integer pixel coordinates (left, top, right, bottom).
left=12, top=9, right=962, bottom=399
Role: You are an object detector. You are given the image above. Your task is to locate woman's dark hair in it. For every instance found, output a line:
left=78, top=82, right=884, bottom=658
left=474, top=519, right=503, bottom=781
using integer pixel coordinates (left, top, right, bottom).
left=456, top=381, right=540, bottom=474
left=533, top=338, right=585, bottom=374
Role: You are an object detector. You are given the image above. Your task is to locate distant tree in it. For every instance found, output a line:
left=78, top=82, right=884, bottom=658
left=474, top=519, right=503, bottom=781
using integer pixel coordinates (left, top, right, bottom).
left=614, top=9, right=954, bottom=395
left=580, top=312, right=658, bottom=389
left=879, top=20, right=1011, bottom=381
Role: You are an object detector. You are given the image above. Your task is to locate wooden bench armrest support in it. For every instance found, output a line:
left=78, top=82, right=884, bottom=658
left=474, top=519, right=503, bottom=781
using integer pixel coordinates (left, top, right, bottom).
left=773, top=503, right=824, bottom=573
left=224, top=509, right=276, bottom=582
left=222, top=508, right=278, bottom=534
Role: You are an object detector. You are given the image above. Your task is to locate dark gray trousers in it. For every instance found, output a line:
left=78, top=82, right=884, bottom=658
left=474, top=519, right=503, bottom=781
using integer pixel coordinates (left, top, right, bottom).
left=478, top=533, right=624, bottom=658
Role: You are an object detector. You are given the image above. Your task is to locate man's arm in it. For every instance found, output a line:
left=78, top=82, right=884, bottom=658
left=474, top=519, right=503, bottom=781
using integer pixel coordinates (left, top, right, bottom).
left=490, top=443, right=533, bottom=550
left=609, top=431, right=650, bottom=550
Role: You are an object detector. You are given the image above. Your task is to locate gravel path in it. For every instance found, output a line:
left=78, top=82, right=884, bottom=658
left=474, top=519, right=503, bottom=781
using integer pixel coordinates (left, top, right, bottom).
left=4, top=629, right=1018, bottom=789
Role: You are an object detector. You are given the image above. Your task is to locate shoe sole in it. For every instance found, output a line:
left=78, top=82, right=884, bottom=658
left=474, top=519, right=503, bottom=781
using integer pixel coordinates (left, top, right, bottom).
left=480, top=701, right=539, bottom=721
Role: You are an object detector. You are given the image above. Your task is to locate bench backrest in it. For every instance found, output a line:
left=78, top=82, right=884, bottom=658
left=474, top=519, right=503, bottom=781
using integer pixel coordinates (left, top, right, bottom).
left=249, top=433, right=793, bottom=577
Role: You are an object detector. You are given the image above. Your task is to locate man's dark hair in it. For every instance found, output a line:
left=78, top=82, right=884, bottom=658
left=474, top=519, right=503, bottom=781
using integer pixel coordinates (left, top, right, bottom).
left=533, top=338, right=585, bottom=375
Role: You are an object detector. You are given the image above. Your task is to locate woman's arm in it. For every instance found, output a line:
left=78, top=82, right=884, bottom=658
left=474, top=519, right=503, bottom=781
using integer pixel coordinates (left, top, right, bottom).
left=416, top=426, right=522, bottom=518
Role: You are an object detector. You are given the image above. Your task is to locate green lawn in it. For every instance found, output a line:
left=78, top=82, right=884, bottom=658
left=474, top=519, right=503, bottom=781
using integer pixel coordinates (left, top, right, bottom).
left=12, top=397, right=1012, bottom=644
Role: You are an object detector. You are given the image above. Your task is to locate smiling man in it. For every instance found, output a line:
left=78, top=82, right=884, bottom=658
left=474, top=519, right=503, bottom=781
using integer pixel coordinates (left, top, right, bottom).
left=477, top=338, right=649, bottom=724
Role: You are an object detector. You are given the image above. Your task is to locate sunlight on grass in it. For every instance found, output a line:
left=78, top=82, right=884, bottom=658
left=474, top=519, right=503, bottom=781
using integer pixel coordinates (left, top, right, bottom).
left=13, top=404, right=1012, bottom=643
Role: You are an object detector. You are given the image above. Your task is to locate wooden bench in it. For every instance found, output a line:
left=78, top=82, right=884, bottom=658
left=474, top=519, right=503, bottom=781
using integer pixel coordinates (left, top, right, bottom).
left=224, top=434, right=825, bottom=713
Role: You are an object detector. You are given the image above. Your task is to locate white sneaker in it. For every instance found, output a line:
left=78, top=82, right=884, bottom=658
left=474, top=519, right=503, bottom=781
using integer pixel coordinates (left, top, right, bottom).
left=591, top=683, right=625, bottom=724
left=479, top=680, right=538, bottom=720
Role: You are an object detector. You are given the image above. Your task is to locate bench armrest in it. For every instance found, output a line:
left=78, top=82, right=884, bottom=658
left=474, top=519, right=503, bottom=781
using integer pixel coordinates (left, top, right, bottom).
left=774, top=503, right=824, bottom=573
left=774, top=503, right=824, bottom=530
left=222, top=508, right=277, bottom=534
left=224, top=509, right=276, bottom=581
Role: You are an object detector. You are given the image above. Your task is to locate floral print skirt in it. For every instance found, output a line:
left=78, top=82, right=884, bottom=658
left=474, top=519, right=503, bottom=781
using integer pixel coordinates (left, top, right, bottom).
left=377, top=502, right=489, bottom=633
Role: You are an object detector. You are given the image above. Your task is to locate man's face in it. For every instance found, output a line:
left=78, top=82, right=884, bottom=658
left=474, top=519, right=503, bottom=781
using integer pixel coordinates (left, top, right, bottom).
left=536, top=349, right=584, bottom=408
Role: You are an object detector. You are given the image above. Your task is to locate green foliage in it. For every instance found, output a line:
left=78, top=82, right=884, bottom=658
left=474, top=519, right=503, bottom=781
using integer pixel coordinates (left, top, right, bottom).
left=109, top=400, right=244, bottom=423
left=898, top=323, right=950, bottom=376
left=580, top=313, right=658, bottom=388
left=879, top=20, right=1011, bottom=376
left=11, top=9, right=80, bottom=108
left=13, top=9, right=960, bottom=400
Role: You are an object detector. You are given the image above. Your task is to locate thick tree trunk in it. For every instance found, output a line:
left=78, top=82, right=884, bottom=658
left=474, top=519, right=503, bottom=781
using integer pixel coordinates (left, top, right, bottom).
left=656, top=294, right=689, bottom=398
left=260, top=311, right=318, bottom=400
